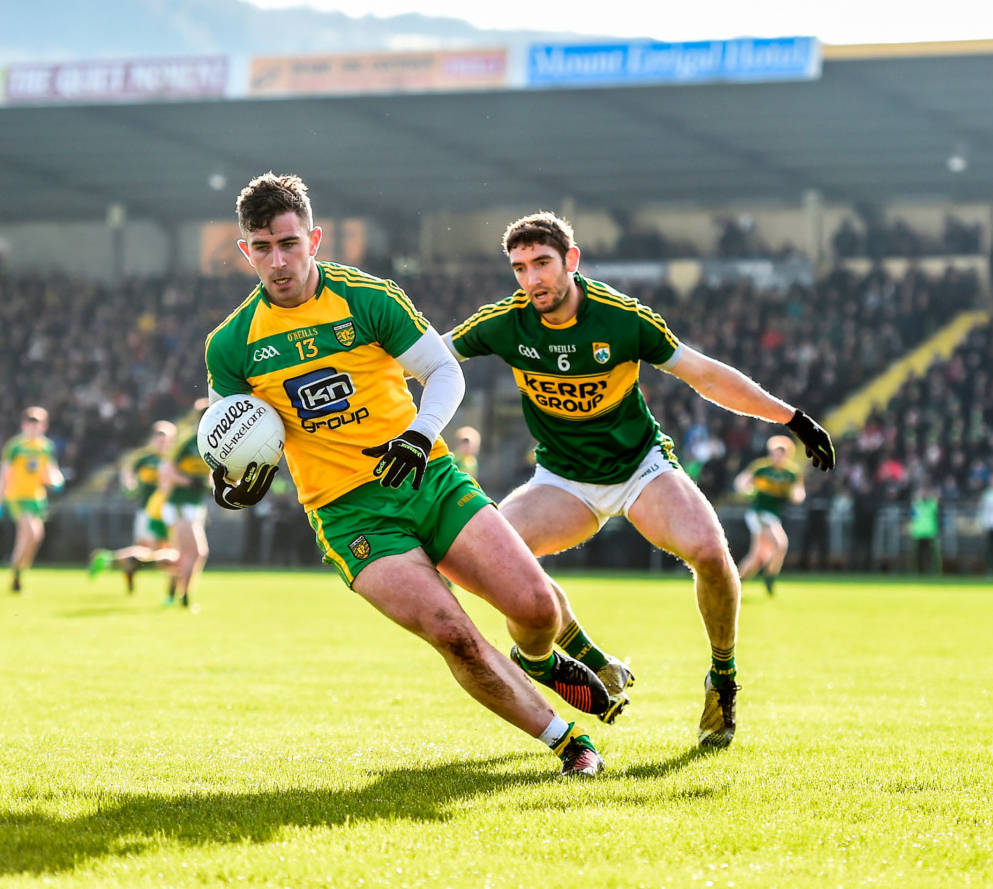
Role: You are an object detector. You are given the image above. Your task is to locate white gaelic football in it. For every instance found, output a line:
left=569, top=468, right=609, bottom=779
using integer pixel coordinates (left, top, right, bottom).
left=197, top=394, right=285, bottom=481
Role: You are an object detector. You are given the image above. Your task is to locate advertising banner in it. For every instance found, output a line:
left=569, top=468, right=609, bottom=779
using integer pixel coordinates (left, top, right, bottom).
left=200, top=219, right=361, bottom=275
left=527, top=37, right=820, bottom=88
left=4, top=57, right=229, bottom=104
left=250, top=48, right=508, bottom=97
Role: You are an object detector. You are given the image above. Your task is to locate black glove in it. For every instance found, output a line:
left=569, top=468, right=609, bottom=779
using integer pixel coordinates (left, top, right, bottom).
left=212, top=462, right=279, bottom=510
left=786, top=409, right=835, bottom=472
left=362, top=430, right=432, bottom=490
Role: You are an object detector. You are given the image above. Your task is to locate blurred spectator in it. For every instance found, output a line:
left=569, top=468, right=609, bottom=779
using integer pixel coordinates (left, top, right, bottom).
left=830, top=212, right=983, bottom=259
left=849, top=476, right=878, bottom=572
left=942, top=214, right=983, bottom=255
left=977, top=477, right=993, bottom=575
left=831, top=217, right=862, bottom=258
left=908, top=483, right=941, bottom=574
left=799, top=471, right=833, bottom=572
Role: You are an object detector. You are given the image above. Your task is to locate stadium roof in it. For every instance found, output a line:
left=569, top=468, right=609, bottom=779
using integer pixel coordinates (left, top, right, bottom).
left=3, top=45, right=993, bottom=227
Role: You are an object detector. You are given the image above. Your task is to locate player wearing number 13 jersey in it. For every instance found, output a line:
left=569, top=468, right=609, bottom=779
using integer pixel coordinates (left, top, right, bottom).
left=445, top=211, right=837, bottom=749
left=205, top=258, right=452, bottom=511
left=202, top=174, right=613, bottom=779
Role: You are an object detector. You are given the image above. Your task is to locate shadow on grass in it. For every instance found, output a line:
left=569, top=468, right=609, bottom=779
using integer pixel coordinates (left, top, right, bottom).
left=56, top=606, right=143, bottom=618
left=1, top=755, right=543, bottom=876
left=621, top=744, right=725, bottom=781
left=516, top=745, right=726, bottom=813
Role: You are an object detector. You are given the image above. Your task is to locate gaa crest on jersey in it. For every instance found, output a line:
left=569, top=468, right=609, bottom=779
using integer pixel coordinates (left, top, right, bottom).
left=349, top=535, right=371, bottom=560
left=593, top=342, right=611, bottom=364
left=333, top=321, right=356, bottom=348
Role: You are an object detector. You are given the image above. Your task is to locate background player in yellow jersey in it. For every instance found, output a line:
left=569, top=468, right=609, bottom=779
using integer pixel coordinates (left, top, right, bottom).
left=203, top=173, right=610, bottom=777
left=1, top=406, right=64, bottom=593
left=735, top=434, right=806, bottom=595
left=444, top=212, right=836, bottom=748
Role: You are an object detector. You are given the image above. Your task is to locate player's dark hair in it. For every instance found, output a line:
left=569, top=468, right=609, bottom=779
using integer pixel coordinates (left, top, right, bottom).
left=237, top=172, right=314, bottom=234
left=502, top=211, right=576, bottom=260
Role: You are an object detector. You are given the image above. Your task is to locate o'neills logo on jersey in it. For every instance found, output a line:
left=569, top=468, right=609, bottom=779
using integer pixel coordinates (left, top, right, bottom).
left=349, top=535, right=371, bottom=559
left=593, top=342, right=611, bottom=364
left=333, top=321, right=356, bottom=347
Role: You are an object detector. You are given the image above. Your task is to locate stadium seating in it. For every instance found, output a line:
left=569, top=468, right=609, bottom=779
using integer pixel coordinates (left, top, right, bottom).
left=2, top=247, right=990, bottom=571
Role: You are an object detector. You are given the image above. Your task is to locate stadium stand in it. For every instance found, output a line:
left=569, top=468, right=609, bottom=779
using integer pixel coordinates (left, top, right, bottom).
left=1, top=238, right=990, bottom=572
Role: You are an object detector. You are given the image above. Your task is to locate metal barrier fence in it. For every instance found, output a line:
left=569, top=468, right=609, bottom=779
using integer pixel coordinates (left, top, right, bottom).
left=11, top=497, right=989, bottom=577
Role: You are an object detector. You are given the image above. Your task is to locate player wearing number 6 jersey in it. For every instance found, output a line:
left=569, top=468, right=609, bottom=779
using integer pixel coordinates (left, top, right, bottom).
left=444, top=211, right=836, bottom=748
left=203, top=173, right=611, bottom=777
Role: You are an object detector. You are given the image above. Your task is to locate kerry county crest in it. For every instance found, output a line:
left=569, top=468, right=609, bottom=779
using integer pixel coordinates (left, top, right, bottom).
left=348, top=535, right=371, bottom=560
left=333, top=321, right=356, bottom=348
left=593, top=342, right=611, bottom=364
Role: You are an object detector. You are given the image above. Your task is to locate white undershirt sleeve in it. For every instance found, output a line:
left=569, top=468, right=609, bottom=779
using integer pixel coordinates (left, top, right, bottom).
left=395, top=327, right=466, bottom=445
left=652, top=342, right=684, bottom=373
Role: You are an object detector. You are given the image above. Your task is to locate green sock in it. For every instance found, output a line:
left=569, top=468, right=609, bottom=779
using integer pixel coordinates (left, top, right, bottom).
left=556, top=620, right=609, bottom=672
left=516, top=648, right=556, bottom=683
left=710, top=644, right=736, bottom=688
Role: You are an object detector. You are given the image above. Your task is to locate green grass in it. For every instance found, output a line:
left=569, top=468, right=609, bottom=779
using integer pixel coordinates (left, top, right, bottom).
left=1, top=567, right=991, bottom=888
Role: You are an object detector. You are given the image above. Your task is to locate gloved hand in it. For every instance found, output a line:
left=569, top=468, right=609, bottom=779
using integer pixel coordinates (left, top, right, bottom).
left=362, top=430, right=432, bottom=490
left=211, top=462, right=279, bottom=510
left=786, top=409, right=835, bottom=471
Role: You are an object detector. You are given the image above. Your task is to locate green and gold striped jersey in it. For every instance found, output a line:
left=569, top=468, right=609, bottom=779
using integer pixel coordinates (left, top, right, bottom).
left=131, top=451, right=163, bottom=508
left=743, top=458, right=801, bottom=517
left=167, top=432, right=212, bottom=506
left=450, top=274, right=680, bottom=484
left=1, top=433, right=58, bottom=501
left=205, top=261, right=450, bottom=510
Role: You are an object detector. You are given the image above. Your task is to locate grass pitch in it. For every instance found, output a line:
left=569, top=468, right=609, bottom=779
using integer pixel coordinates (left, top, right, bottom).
left=1, top=567, right=990, bottom=888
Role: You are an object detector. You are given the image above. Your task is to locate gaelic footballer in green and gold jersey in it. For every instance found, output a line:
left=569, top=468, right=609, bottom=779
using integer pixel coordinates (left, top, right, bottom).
left=447, top=273, right=681, bottom=485
left=206, top=261, right=451, bottom=512
left=1, top=430, right=60, bottom=516
left=741, top=456, right=803, bottom=520
left=165, top=431, right=212, bottom=508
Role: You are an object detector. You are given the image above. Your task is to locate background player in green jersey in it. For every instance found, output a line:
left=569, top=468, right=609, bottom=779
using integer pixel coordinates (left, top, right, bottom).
left=444, top=211, right=835, bottom=748
left=88, top=420, right=181, bottom=593
left=1, top=406, right=64, bottom=593
left=734, top=434, right=806, bottom=595
left=158, top=402, right=212, bottom=609
left=204, top=173, right=612, bottom=777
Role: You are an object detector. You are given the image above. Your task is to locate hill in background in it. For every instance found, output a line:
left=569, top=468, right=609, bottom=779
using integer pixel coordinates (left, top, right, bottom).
left=1, top=0, right=603, bottom=63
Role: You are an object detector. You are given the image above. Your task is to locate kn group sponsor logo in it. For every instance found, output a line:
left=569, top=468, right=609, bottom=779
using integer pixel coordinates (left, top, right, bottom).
left=283, top=367, right=371, bottom=433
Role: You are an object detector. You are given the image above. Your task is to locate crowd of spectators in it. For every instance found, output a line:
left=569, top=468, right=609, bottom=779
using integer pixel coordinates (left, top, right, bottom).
left=2, top=229, right=990, bottom=570
left=581, top=211, right=987, bottom=264
left=831, top=213, right=985, bottom=259
left=632, top=261, right=984, bottom=499
left=0, top=272, right=250, bottom=485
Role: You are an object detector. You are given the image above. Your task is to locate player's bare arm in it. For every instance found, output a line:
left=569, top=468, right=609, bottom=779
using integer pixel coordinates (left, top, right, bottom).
left=665, top=346, right=835, bottom=471
left=663, top=345, right=795, bottom=423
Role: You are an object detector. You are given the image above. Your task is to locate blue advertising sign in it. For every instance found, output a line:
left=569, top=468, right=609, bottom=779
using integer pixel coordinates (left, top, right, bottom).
left=526, top=37, right=821, bottom=88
